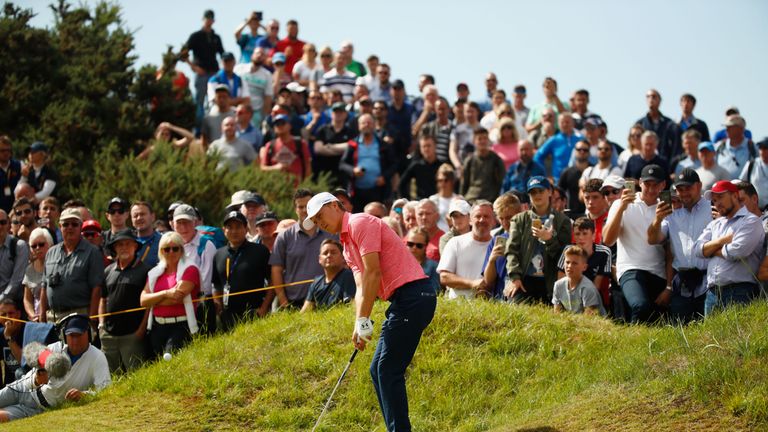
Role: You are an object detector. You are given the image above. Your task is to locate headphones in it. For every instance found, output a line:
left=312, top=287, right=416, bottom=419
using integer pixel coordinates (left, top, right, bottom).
left=55, top=313, right=92, bottom=343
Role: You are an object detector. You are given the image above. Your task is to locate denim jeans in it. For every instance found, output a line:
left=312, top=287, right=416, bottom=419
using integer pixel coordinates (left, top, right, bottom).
left=370, top=278, right=436, bottom=432
left=619, top=270, right=667, bottom=323
left=194, top=72, right=214, bottom=126
left=704, top=282, right=758, bottom=316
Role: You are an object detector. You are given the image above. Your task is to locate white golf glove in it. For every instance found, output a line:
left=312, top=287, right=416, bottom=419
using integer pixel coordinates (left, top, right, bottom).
left=355, top=317, right=374, bottom=342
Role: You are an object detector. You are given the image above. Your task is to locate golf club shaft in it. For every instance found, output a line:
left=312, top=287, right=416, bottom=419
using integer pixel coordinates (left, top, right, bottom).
left=312, top=349, right=358, bottom=432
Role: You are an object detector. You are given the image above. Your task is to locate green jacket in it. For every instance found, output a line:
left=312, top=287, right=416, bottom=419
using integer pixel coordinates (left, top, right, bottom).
left=505, top=208, right=572, bottom=296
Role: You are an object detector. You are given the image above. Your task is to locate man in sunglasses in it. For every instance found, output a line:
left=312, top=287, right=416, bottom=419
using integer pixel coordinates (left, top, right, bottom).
left=102, top=197, right=130, bottom=247
left=41, top=208, right=104, bottom=326
left=10, top=198, right=37, bottom=243
left=0, top=209, right=28, bottom=305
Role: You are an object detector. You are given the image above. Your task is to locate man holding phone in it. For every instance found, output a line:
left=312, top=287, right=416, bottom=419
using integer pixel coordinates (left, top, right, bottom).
left=603, top=164, right=667, bottom=323
left=647, top=168, right=710, bottom=323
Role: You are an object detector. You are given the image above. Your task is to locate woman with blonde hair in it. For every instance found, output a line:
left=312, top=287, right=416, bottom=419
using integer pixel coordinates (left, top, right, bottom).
left=22, top=228, right=54, bottom=322
left=492, top=117, right=520, bottom=170
left=308, top=45, right=334, bottom=90
left=618, top=124, right=644, bottom=170
left=140, top=231, right=200, bottom=357
left=292, top=43, right=322, bottom=88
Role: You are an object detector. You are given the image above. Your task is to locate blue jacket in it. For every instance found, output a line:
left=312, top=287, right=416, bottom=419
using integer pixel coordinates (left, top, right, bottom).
left=533, top=132, right=582, bottom=181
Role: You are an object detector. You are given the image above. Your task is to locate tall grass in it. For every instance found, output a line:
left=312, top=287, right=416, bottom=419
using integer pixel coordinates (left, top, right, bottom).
left=6, top=300, right=767, bottom=431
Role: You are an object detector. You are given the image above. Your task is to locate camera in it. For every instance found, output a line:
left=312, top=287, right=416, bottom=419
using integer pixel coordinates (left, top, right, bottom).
left=49, top=273, right=62, bottom=288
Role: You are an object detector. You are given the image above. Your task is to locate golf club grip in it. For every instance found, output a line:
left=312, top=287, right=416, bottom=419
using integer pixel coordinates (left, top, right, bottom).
left=348, top=349, right=358, bottom=363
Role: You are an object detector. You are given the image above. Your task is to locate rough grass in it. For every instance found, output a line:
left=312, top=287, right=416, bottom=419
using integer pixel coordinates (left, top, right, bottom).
left=6, top=300, right=768, bottom=431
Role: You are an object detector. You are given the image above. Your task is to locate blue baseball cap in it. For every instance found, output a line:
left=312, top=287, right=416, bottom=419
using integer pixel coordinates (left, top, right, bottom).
left=698, top=141, right=715, bottom=152
left=526, top=176, right=551, bottom=193
left=272, top=52, right=286, bottom=64
left=271, top=114, right=289, bottom=126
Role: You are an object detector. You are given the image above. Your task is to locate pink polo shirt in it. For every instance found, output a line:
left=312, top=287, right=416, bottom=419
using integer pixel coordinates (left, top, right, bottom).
left=340, top=212, right=427, bottom=301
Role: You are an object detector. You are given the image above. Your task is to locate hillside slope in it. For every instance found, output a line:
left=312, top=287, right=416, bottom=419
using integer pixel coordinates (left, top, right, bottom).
left=6, top=300, right=768, bottom=431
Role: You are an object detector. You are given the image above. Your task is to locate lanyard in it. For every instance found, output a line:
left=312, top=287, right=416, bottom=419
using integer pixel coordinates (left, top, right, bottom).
left=225, top=250, right=242, bottom=284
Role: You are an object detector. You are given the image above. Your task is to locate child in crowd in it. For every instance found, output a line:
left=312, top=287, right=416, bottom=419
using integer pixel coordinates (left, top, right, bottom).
left=557, top=217, right=612, bottom=308
left=553, top=245, right=606, bottom=316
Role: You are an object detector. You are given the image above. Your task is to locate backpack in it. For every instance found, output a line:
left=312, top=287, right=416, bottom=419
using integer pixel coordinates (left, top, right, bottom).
left=266, top=135, right=306, bottom=179
left=715, top=138, right=757, bottom=159
left=195, top=225, right=226, bottom=256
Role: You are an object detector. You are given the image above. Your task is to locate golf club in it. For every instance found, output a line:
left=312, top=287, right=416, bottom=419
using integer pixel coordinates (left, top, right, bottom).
left=311, top=348, right=358, bottom=432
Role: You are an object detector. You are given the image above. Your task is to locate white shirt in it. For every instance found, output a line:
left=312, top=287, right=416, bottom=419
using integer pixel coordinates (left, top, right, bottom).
left=608, top=196, right=665, bottom=279
left=40, top=342, right=111, bottom=407
left=437, top=232, right=492, bottom=299
left=430, top=193, right=459, bottom=232
left=581, top=164, right=623, bottom=182
left=183, top=232, right=217, bottom=296
left=234, top=63, right=273, bottom=114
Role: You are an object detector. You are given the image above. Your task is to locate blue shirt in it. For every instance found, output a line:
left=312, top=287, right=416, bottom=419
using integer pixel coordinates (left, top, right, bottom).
left=716, top=138, right=753, bottom=179
left=740, top=158, right=768, bottom=209
left=674, top=156, right=702, bottom=175
left=533, top=132, right=583, bottom=181
left=713, top=128, right=752, bottom=143
left=236, top=122, right=264, bottom=152
left=237, top=33, right=260, bottom=63
left=355, top=136, right=381, bottom=189
left=661, top=198, right=711, bottom=296
left=481, top=232, right=509, bottom=299
left=501, top=159, right=546, bottom=195
left=694, top=206, right=766, bottom=287
left=303, top=111, right=331, bottom=138
left=136, top=231, right=162, bottom=268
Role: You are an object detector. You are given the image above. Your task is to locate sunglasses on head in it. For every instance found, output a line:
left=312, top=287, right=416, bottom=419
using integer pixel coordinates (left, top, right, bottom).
left=406, top=241, right=425, bottom=249
left=162, top=246, right=182, bottom=253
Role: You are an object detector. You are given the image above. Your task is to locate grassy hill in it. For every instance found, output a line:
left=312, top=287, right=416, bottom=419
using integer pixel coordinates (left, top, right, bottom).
left=6, top=300, right=768, bottom=431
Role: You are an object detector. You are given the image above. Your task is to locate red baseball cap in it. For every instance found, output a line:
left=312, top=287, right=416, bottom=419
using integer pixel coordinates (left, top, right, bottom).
left=703, top=180, right=739, bottom=200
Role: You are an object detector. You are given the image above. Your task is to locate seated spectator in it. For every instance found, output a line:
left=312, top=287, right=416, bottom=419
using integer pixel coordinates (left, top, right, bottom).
left=695, top=141, right=731, bottom=190
left=501, top=139, right=546, bottom=196
left=552, top=246, right=606, bottom=316
left=260, top=114, right=312, bottom=183
left=533, top=112, right=581, bottom=182
left=429, top=164, right=461, bottom=232
left=438, top=201, right=495, bottom=299
left=556, top=218, right=612, bottom=307
left=100, top=229, right=150, bottom=373
left=399, top=135, right=441, bottom=201
left=212, top=211, right=271, bottom=331
left=16, top=142, right=58, bottom=203
left=416, top=199, right=444, bottom=262
left=504, top=176, right=572, bottom=304
left=0, top=342, right=71, bottom=422
left=482, top=193, right=522, bottom=299
left=140, top=231, right=200, bottom=357
left=439, top=199, right=471, bottom=254
left=300, top=239, right=355, bottom=312
left=404, top=228, right=440, bottom=294
left=460, top=127, right=505, bottom=203
left=0, top=209, right=28, bottom=305
left=23, top=228, right=52, bottom=322
left=624, top=130, right=669, bottom=181
left=208, top=116, right=257, bottom=172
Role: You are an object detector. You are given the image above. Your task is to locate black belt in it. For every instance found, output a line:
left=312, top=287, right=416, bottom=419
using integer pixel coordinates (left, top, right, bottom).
left=36, top=387, right=51, bottom=408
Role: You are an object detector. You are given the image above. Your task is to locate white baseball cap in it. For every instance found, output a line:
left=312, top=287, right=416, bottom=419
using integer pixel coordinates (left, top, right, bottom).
left=448, top=199, right=471, bottom=216
left=302, top=192, right=340, bottom=230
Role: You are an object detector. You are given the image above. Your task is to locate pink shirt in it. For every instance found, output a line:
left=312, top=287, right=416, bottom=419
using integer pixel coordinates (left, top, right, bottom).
left=492, top=141, right=520, bottom=170
left=340, top=212, right=427, bottom=300
left=153, top=266, right=200, bottom=318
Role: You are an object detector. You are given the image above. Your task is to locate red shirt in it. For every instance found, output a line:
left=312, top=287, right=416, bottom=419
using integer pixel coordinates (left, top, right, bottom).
left=153, top=266, right=200, bottom=317
left=426, top=229, right=444, bottom=262
left=272, top=38, right=305, bottom=74
left=263, top=137, right=311, bottom=183
left=340, top=212, right=427, bottom=300
left=591, top=211, right=608, bottom=245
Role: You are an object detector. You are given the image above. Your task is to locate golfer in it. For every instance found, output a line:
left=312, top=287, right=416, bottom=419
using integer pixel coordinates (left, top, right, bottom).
left=304, top=192, right=436, bottom=432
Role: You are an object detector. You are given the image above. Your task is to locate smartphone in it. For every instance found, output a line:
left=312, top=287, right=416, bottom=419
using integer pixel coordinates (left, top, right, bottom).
left=495, top=236, right=507, bottom=249
left=625, top=180, right=636, bottom=193
left=659, top=190, right=672, bottom=206
left=531, top=218, right=542, bottom=229
left=251, top=11, right=263, bottom=21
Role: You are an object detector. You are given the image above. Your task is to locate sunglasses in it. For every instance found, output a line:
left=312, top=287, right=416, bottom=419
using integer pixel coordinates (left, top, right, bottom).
left=575, top=148, right=590, bottom=153
left=0, top=220, right=6, bottom=226
left=61, top=221, right=80, bottom=228
left=406, top=242, right=425, bottom=249
left=14, top=208, right=33, bottom=216
left=500, top=111, right=513, bottom=116
left=630, top=133, right=642, bottom=138
left=107, top=208, right=125, bottom=215
left=83, top=231, right=100, bottom=239
left=603, top=189, right=621, bottom=196
left=162, top=246, right=182, bottom=253
left=30, top=242, right=47, bottom=249
left=597, top=147, right=612, bottom=152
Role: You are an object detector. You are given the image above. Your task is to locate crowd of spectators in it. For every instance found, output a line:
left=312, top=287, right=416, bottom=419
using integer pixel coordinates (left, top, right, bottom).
left=1, top=7, right=768, bottom=422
